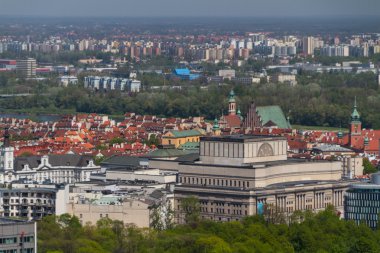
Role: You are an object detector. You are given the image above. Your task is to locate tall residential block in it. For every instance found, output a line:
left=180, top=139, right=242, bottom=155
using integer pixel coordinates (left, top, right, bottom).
left=16, top=58, right=36, bottom=78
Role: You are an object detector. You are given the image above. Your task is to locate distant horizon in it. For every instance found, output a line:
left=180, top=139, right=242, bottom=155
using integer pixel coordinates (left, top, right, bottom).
left=1, top=14, right=380, bottom=19
left=1, top=0, right=380, bottom=19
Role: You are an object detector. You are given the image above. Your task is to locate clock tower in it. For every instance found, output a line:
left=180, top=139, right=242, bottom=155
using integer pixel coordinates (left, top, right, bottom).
left=349, top=98, right=361, bottom=148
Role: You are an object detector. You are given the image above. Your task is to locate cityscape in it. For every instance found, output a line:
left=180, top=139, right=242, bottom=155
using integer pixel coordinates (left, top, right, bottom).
left=1, top=0, right=380, bottom=252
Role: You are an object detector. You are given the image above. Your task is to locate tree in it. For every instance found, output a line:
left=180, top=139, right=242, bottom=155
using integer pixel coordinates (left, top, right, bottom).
left=164, top=201, right=175, bottom=229
left=180, top=196, right=201, bottom=226
left=150, top=205, right=164, bottom=231
left=363, top=158, right=377, bottom=175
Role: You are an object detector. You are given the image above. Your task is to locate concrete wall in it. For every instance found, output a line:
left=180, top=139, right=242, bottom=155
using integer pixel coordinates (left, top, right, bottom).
left=69, top=200, right=151, bottom=228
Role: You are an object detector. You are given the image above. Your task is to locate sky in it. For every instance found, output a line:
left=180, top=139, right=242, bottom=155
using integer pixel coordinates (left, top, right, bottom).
left=1, top=0, right=380, bottom=18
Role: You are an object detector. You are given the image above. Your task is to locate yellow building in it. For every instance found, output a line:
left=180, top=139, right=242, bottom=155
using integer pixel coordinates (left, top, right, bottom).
left=161, top=129, right=203, bottom=148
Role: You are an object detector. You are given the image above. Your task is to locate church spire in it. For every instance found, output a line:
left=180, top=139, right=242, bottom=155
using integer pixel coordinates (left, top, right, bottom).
left=351, top=96, right=360, bottom=122
left=228, top=89, right=237, bottom=115
left=349, top=97, right=362, bottom=148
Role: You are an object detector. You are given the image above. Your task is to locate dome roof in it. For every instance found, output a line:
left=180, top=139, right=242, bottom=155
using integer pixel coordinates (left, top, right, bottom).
left=228, top=89, right=236, bottom=102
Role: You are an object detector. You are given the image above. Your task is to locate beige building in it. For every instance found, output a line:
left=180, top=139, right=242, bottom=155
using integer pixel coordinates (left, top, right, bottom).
left=68, top=196, right=154, bottom=227
left=149, top=135, right=358, bottom=223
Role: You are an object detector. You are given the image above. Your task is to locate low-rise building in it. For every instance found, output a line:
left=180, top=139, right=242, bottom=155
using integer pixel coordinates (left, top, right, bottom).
left=58, top=75, right=78, bottom=87
left=271, top=74, right=297, bottom=86
left=161, top=129, right=203, bottom=148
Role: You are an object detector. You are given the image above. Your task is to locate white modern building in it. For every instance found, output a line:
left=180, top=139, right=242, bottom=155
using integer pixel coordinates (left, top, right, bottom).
left=84, top=76, right=141, bottom=92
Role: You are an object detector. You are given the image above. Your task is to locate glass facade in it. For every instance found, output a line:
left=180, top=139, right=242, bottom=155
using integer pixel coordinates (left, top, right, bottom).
left=344, top=187, right=380, bottom=229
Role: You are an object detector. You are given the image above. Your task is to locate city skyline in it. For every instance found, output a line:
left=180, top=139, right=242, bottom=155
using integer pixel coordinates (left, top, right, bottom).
left=1, top=0, right=380, bottom=18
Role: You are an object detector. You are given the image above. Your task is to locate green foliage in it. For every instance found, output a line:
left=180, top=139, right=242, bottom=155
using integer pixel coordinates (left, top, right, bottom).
left=145, top=134, right=160, bottom=146
left=94, top=156, right=106, bottom=166
left=38, top=211, right=380, bottom=253
left=363, top=158, right=378, bottom=175
left=109, top=137, right=125, bottom=145
left=1, top=70, right=380, bottom=128
left=180, top=196, right=201, bottom=225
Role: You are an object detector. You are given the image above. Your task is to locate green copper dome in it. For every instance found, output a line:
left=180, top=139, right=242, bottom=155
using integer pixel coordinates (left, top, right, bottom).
left=351, top=97, right=360, bottom=122
left=228, top=89, right=236, bottom=102
left=364, top=136, right=369, bottom=146
left=213, top=118, right=220, bottom=130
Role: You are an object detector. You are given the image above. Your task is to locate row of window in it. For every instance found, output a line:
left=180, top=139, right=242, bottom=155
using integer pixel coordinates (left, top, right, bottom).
left=199, top=207, right=247, bottom=215
left=346, top=192, right=380, bottom=200
left=180, top=176, right=250, bottom=188
left=345, top=206, right=380, bottom=214
left=2, top=192, right=52, bottom=198
left=4, top=199, right=52, bottom=204
left=345, top=212, right=378, bottom=221
left=0, top=237, right=17, bottom=244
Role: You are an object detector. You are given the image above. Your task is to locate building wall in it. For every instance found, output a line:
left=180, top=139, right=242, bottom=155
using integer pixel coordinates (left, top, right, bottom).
left=199, top=139, right=288, bottom=165
left=0, top=220, right=37, bottom=253
left=174, top=182, right=348, bottom=223
left=106, top=169, right=177, bottom=184
left=162, top=136, right=200, bottom=148
left=174, top=160, right=341, bottom=188
left=69, top=200, right=151, bottom=227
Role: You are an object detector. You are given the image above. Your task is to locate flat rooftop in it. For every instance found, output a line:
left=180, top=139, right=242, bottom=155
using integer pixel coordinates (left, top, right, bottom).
left=0, top=218, right=34, bottom=225
left=177, top=156, right=337, bottom=169
left=200, top=135, right=286, bottom=143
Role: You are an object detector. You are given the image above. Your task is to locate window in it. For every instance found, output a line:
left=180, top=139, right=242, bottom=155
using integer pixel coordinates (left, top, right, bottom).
left=0, top=237, right=17, bottom=244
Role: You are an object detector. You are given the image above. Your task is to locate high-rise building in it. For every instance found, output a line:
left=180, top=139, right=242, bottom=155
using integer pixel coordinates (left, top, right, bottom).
left=16, top=58, right=36, bottom=78
left=303, top=36, right=315, bottom=55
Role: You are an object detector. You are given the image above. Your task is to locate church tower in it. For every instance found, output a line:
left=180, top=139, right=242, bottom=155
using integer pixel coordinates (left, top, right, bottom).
left=1, top=128, right=14, bottom=172
left=349, top=97, right=362, bottom=148
left=0, top=128, right=15, bottom=184
left=228, top=89, right=237, bottom=115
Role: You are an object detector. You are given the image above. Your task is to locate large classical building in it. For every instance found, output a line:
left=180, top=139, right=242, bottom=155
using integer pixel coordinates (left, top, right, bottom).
left=0, top=129, right=101, bottom=184
left=150, top=135, right=358, bottom=223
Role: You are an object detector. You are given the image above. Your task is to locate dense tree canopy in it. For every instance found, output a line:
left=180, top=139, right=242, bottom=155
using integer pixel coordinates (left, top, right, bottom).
left=38, top=207, right=380, bottom=253
left=0, top=71, right=379, bottom=128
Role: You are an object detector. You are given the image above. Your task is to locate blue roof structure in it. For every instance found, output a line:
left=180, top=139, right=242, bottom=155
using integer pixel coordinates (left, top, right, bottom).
left=174, top=68, right=191, bottom=75
left=173, top=68, right=201, bottom=80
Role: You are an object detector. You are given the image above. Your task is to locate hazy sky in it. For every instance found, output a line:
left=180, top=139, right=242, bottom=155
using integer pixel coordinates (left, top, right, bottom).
left=1, top=0, right=380, bottom=17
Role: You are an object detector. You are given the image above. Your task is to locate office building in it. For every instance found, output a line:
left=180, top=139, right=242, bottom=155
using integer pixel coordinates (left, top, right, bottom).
left=344, top=173, right=380, bottom=229
left=16, top=58, right=36, bottom=78
left=0, top=218, right=37, bottom=253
